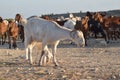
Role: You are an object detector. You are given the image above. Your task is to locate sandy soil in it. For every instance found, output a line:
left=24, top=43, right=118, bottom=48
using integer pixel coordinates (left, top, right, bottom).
left=0, top=38, right=120, bottom=80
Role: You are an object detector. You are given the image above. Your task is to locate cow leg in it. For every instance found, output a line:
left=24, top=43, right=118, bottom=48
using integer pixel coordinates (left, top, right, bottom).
left=84, top=35, right=87, bottom=46
left=94, top=32, right=97, bottom=38
left=1, top=35, right=5, bottom=45
left=101, top=30, right=109, bottom=43
left=25, top=44, right=34, bottom=65
left=24, top=36, right=35, bottom=65
left=21, top=26, right=24, bottom=43
left=12, top=37, right=17, bottom=49
left=114, top=30, right=117, bottom=40
left=26, top=47, right=30, bottom=60
left=1, top=35, right=4, bottom=45
left=29, top=45, right=34, bottom=65
left=2, top=33, right=7, bottom=45
left=8, top=34, right=12, bottom=49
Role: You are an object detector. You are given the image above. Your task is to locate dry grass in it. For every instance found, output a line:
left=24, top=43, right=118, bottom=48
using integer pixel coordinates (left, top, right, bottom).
left=0, top=38, right=120, bottom=80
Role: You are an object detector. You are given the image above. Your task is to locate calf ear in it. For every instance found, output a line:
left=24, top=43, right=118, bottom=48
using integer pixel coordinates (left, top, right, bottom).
left=70, top=30, right=76, bottom=39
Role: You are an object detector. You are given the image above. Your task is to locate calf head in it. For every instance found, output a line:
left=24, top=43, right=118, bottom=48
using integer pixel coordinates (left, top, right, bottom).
left=70, top=30, right=85, bottom=47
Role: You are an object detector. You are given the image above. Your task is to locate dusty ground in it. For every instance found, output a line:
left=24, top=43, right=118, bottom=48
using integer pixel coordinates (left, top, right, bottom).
left=0, top=38, right=120, bottom=80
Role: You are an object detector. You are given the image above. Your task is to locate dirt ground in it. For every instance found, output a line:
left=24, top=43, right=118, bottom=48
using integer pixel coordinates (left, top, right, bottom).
left=0, top=38, right=120, bottom=80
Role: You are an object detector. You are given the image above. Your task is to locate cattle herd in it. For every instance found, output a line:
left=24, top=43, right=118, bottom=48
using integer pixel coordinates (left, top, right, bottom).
left=0, top=11, right=120, bottom=66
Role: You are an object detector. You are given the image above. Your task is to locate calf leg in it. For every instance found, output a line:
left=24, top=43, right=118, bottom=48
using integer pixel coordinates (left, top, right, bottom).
left=38, top=50, right=45, bottom=66
left=38, top=45, right=52, bottom=66
left=51, top=41, right=60, bottom=66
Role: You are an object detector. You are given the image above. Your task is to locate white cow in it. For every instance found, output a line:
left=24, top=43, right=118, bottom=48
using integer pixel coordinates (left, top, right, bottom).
left=64, top=19, right=76, bottom=30
left=17, top=16, right=85, bottom=66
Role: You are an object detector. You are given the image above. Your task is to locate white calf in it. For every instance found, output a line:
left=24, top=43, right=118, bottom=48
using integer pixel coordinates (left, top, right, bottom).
left=19, top=17, right=85, bottom=66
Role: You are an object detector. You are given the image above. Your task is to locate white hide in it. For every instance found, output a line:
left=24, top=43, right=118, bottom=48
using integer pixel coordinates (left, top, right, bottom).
left=63, top=16, right=81, bottom=30
left=64, top=19, right=76, bottom=30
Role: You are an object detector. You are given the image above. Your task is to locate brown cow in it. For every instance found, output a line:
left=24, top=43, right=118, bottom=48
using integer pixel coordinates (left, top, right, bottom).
left=110, top=16, right=120, bottom=39
left=15, top=14, right=24, bottom=42
left=0, top=17, right=8, bottom=45
left=74, top=16, right=89, bottom=46
left=8, top=20, right=19, bottom=49
left=93, top=12, right=120, bottom=41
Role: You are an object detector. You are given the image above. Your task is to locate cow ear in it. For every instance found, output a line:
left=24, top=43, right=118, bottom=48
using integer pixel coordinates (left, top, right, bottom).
left=70, top=30, right=76, bottom=39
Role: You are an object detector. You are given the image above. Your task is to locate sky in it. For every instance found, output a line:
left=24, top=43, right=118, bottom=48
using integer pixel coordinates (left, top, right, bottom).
left=0, top=0, right=119, bottom=19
